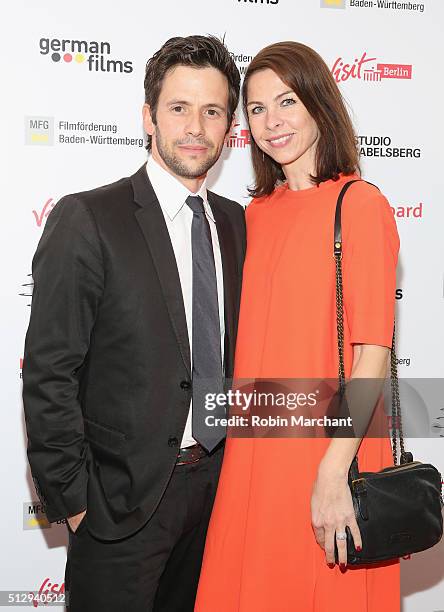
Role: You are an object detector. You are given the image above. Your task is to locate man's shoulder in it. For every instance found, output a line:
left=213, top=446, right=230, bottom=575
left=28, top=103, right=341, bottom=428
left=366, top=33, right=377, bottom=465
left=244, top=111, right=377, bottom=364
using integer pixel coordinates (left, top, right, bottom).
left=63, top=174, right=133, bottom=211
left=46, top=169, right=142, bottom=236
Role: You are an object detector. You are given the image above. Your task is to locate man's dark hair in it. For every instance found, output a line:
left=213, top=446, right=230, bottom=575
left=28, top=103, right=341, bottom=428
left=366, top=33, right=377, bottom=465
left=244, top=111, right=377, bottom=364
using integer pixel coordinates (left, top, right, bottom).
left=144, top=35, right=240, bottom=151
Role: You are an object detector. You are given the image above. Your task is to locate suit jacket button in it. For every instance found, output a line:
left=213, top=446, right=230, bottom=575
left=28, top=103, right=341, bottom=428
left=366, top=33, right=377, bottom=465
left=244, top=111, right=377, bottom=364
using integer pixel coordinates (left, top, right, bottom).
left=180, top=380, right=191, bottom=390
left=168, top=437, right=179, bottom=447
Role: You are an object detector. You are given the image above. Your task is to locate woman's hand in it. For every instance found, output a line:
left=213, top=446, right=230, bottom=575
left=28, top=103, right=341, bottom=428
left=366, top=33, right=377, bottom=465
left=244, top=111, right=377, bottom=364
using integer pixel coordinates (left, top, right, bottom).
left=310, top=464, right=362, bottom=569
left=310, top=344, right=388, bottom=567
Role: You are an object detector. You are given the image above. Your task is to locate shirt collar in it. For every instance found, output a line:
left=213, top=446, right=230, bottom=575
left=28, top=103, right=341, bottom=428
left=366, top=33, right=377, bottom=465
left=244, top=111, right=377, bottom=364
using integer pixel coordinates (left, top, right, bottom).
left=146, top=155, right=214, bottom=222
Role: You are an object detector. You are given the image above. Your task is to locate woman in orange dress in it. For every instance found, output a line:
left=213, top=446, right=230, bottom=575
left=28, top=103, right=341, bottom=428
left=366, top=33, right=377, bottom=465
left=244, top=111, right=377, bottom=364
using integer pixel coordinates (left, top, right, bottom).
left=195, top=42, right=400, bottom=611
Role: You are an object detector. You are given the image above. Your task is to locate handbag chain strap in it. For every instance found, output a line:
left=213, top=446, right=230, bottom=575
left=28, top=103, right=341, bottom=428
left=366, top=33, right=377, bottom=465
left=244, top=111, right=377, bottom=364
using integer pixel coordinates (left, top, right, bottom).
left=334, top=180, right=407, bottom=467
left=389, top=323, right=407, bottom=464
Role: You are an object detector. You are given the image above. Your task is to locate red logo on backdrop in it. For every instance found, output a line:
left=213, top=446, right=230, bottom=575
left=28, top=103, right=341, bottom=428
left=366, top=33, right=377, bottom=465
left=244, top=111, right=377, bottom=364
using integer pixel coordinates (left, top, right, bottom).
left=391, top=203, right=423, bottom=219
left=226, top=123, right=251, bottom=148
left=29, top=578, right=65, bottom=607
left=33, top=198, right=55, bottom=227
left=331, top=52, right=412, bottom=83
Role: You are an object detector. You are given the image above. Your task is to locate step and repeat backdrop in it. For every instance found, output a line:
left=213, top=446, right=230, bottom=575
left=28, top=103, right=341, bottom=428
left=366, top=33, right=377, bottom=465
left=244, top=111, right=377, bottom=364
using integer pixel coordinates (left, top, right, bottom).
left=2, top=0, right=443, bottom=609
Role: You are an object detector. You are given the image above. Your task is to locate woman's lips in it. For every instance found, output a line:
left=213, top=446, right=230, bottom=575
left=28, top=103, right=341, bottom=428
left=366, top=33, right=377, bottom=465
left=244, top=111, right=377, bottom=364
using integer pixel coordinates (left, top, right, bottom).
left=266, top=133, right=294, bottom=148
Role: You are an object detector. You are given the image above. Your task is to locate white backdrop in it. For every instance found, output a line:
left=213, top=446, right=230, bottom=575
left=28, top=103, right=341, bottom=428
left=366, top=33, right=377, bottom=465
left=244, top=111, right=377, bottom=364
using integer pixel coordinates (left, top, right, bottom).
left=1, top=0, right=443, bottom=609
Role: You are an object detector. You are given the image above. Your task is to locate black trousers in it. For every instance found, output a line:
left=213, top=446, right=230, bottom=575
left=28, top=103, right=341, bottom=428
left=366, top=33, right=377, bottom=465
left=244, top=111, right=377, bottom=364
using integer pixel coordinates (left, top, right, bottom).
left=65, top=447, right=223, bottom=612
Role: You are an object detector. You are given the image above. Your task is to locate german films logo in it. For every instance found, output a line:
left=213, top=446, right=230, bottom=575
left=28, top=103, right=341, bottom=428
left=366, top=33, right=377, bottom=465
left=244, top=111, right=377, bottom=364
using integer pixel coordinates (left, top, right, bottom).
left=331, top=52, right=412, bottom=83
left=321, top=0, right=345, bottom=8
left=25, top=116, right=54, bottom=146
left=39, top=37, right=133, bottom=73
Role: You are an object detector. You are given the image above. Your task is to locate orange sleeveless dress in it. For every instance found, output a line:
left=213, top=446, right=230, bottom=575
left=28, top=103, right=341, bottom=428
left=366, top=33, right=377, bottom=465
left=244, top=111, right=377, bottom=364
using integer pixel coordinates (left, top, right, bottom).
left=195, top=175, right=401, bottom=611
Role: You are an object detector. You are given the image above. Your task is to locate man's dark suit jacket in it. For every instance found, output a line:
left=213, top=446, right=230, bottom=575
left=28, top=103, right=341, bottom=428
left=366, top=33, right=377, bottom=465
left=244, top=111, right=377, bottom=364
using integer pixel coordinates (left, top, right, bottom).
left=22, top=164, right=246, bottom=541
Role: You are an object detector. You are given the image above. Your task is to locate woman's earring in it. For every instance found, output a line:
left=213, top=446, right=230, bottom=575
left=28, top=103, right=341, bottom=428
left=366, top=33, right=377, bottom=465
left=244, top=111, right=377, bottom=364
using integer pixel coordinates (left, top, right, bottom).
left=262, top=150, right=265, bottom=162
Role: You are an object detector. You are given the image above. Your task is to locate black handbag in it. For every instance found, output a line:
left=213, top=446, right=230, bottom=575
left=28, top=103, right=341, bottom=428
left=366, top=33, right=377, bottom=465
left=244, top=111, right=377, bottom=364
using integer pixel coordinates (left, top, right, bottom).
left=331, top=179, right=443, bottom=565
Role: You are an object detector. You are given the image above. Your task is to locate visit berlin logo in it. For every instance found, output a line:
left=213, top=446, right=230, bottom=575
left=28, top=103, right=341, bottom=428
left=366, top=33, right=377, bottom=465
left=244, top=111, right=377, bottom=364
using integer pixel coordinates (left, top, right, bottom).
left=331, top=52, right=412, bottom=83
left=39, top=37, right=133, bottom=73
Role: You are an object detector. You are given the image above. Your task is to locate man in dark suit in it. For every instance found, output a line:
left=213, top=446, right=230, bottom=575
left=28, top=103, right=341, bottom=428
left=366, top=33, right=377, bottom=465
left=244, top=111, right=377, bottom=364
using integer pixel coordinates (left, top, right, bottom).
left=22, top=35, right=245, bottom=611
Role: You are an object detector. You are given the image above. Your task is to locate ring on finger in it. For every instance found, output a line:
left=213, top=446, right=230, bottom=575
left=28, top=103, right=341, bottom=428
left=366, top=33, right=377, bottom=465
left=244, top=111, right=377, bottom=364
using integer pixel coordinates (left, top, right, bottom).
left=335, top=531, right=347, bottom=541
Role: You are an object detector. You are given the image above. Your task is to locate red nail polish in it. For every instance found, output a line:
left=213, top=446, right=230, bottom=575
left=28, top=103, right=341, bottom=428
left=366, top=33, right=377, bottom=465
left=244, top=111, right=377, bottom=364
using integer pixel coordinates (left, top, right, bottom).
left=340, top=563, right=346, bottom=570
left=356, top=545, right=362, bottom=552
left=327, top=563, right=335, bottom=569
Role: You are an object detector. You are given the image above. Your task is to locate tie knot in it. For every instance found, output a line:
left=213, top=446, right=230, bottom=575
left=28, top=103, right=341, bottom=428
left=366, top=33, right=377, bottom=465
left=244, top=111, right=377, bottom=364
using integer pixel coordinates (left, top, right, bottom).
left=186, top=195, right=205, bottom=215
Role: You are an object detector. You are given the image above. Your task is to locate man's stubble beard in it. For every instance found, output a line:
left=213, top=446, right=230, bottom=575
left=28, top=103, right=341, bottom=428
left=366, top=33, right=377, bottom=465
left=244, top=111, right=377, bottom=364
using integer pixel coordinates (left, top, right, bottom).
left=154, top=129, right=223, bottom=179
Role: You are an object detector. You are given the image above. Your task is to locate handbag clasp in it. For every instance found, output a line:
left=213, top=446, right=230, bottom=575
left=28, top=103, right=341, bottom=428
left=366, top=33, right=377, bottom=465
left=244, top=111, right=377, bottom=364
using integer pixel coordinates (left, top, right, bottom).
left=352, top=477, right=366, bottom=490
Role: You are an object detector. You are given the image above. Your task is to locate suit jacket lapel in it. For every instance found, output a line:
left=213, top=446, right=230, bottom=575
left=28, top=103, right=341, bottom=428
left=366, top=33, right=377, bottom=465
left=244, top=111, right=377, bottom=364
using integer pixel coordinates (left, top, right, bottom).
left=208, top=191, right=238, bottom=378
left=131, top=165, right=191, bottom=377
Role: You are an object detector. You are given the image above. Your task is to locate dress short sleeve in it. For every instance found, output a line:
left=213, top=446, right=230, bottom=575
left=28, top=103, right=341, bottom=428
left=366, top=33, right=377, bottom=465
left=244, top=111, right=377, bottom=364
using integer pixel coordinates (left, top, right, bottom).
left=341, top=182, right=400, bottom=348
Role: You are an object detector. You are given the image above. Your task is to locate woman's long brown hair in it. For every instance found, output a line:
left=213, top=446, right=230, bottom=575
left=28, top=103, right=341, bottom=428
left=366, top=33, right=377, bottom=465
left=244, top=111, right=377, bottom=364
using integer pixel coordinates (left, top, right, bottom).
left=242, top=41, right=360, bottom=198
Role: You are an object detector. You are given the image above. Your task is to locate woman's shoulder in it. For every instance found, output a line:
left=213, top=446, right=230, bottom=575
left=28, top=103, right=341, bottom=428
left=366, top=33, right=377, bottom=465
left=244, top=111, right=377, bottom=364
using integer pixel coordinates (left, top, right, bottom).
left=245, top=185, right=286, bottom=212
left=341, top=177, right=399, bottom=247
left=341, top=177, right=394, bottom=221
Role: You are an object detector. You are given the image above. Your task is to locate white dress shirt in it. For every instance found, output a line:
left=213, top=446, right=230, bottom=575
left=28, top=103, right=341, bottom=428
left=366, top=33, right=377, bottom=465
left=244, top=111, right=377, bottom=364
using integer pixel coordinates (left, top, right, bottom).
left=146, top=156, right=225, bottom=448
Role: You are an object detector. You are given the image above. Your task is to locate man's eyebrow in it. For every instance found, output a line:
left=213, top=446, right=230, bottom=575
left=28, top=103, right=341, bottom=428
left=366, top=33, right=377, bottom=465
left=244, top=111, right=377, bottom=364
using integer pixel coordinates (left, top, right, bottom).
left=203, top=103, right=227, bottom=111
left=165, top=100, right=227, bottom=111
left=246, top=90, right=294, bottom=107
left=166, top=99, right=191, bottom=106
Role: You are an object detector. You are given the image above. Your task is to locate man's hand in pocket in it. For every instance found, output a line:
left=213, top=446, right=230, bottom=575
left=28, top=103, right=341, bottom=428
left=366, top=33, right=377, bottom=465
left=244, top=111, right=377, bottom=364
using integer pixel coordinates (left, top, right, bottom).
left=67, top=510, right=87, bottom=533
